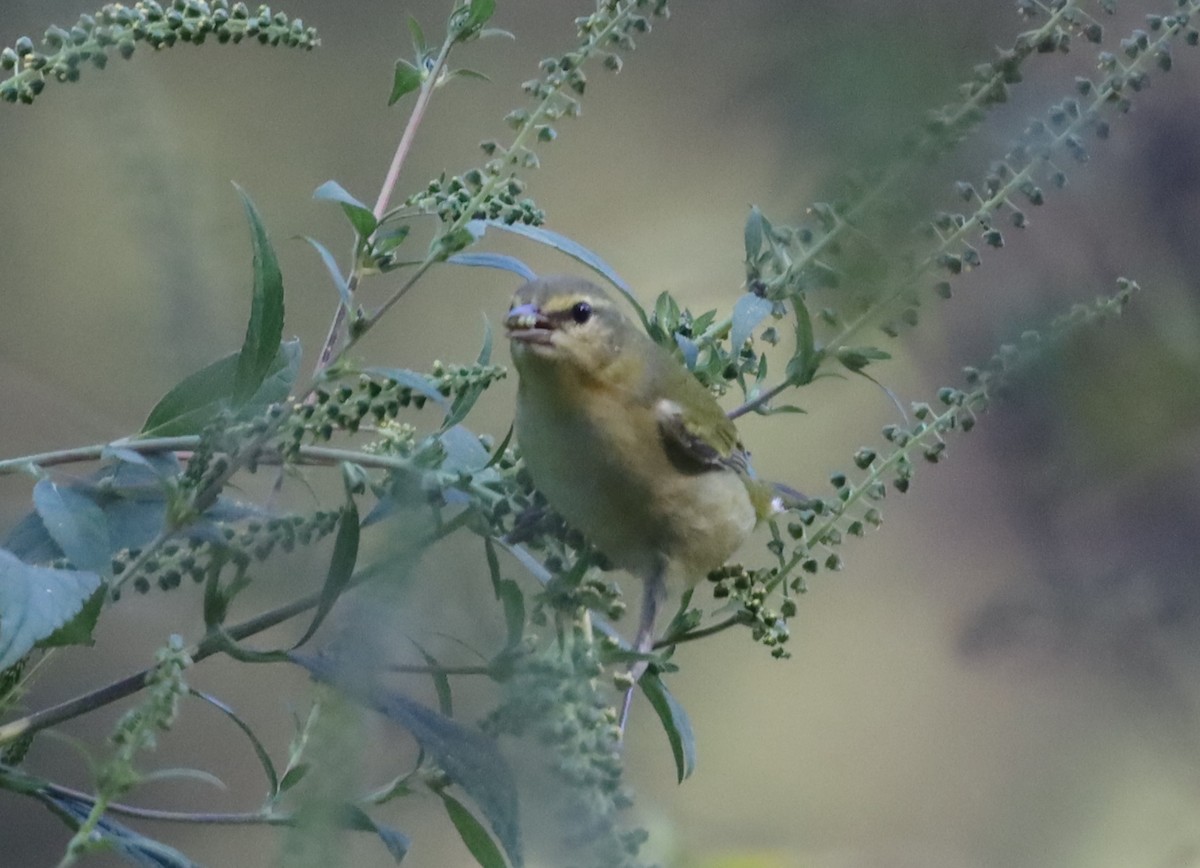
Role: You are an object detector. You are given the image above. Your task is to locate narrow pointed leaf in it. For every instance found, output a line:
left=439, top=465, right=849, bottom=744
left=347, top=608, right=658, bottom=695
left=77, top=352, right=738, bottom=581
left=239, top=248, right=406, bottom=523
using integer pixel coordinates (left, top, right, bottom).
left=339, top=804, right=411, bottom=863
left=36, top=788, right=201, bottom=868
left=407, top=15, right=427, bottom=56
left=232, top=184, right=285, bottom=404
left=301, top=236, right=353, bottom=309
left=469, top=220, right=647, bottom=328
left=298, top=655, right=522, bottom=867
left=362, top=367, right=448, bottom=406
left=412, top=641, right=453, bottom=716
left=744, top=205, right=764, bottom=263
left=292, top=499, right=359, bottom=650
left=313, top=180, right=378, bottom=238
left=438, top=789, right=508, bottom=868
left=640, top=671, right=696, bottom=783
left=447, top=252, right=536, bottom=282
left=191, top=689, right=279, bottom=797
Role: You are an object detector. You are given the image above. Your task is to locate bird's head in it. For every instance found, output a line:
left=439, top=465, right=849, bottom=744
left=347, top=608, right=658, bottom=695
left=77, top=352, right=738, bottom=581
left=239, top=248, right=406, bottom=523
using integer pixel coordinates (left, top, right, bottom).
left=505, top=276, right=631, bottom=374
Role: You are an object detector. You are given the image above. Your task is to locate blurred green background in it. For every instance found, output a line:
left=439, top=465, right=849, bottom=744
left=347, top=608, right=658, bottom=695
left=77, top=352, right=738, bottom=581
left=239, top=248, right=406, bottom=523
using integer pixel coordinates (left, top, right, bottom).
left=3, top=1, right=1200, bottom=866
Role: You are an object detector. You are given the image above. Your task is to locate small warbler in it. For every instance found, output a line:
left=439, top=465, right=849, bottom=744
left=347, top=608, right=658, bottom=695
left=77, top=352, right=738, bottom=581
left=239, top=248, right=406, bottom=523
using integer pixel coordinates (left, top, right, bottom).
left=505, top=276, right=778, bottom=717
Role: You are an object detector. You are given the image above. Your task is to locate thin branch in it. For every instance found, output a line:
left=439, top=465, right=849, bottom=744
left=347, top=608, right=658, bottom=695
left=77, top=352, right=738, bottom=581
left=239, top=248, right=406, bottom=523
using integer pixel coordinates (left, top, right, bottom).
left=39, top=781, right=287, bottom=826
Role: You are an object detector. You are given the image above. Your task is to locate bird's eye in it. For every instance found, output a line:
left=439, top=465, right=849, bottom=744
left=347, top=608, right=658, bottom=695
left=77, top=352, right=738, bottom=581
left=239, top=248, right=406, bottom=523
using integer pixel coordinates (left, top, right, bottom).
left=570, top=301, right=593, bottom=324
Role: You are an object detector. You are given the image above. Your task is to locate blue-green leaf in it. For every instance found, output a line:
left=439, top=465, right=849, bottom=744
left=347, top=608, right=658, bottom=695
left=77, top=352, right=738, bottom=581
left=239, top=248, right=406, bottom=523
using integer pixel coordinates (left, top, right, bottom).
left=0, top=548, right=101, bottom=671
left=730, top=292, right=773, bottom=353
left=339, top=804, right=411, bottom=863
left=32, top=480, right=112, bottom=575
left=468, top=220, right=647, bottom=328
left=640, top=671, right=696, bottom=783
left=232, top=184, right=286, bottom=404
left=298, top=655, right=523, bottom=867
left=438, top=788, right=508, bottom=868
left=412, top=640, right=453, bottom=716
left=313, top=180, right=378, bottom=239
left=36, top=788, right=201, bottom=868
left=389, top=57, right=423, bottom=105
left=191, top=689, right=279, bottom=797
left=484, top=538, right=524, bottom=649
left=447, top=252, right=536, bottom=282
left=300, top=236, right=352, bottom=310
left=362, top=367, right=448, bottom=406
left=440, top=426, right=491, bottom=474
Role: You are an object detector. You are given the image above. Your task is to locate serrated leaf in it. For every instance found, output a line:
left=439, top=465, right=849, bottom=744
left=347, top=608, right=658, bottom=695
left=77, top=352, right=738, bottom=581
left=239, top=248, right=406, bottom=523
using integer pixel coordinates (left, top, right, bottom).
left=0, top=549, right=101, bottom=671
left=232, top=184, right=286, bottom=405
left=389, top=57, right=423, bottom=105
left=292, top=499, right=359, bottom=650
left=730, top=292, right=773, bottom=352
left=300, top=236, right=352, bottom=310
left=141, top=339, right=300, bottom=437
left=467, top=220, right=647, bottom=329
left=37, top=586, right=104, bottom=650
left=32, top=480, right=112, bottom=575
left=438, top=788, right=508, bottom=868
left=38, top=788, right=201, bottom=868
left=447, top=252, right=536, bottom=282
left=640, top=671, right=696, bottom=783
left=298, top=655, right=523, bottom=867
left=313, top=180, right=378, bottom=239
left=744, top=204, right=764, bottom=264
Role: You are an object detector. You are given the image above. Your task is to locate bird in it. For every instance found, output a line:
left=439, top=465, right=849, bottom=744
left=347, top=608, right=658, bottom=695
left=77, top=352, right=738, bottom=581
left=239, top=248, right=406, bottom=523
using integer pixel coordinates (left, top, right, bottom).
left=504, top=275, right=779, bottom=728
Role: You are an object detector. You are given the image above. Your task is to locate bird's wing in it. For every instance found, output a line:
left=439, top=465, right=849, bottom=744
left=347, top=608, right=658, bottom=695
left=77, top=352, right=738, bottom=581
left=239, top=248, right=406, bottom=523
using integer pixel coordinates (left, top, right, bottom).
left=654, top=395, right=750, bottom=475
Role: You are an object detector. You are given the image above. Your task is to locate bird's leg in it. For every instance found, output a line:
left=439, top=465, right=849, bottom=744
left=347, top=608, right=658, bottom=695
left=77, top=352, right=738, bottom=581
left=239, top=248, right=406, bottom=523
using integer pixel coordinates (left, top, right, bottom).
left=618, top=561, right=666, bottom=737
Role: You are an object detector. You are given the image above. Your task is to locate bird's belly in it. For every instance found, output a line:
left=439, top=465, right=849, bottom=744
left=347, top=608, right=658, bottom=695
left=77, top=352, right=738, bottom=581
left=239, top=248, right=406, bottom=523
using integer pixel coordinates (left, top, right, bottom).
left=516, top=390, right=754, bottom=583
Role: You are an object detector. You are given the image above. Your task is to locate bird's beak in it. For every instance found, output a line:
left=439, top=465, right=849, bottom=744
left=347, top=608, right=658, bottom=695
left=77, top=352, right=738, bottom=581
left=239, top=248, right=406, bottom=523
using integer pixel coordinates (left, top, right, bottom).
left=505, top=302, right=555, bottom=345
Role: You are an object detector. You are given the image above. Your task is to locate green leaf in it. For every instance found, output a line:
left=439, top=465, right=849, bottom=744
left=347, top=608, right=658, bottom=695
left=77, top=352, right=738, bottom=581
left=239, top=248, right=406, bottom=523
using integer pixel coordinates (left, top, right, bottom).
left=313, top=180, right=378, bottom=239
left=447, top=252, right=536, bottom=282
left=292, top=498, right=359, bottom=650
left=460, top=0, right=497, bottom=35
left=298, top=655, right=523, bottom=867
left=36, top=788, right=202, bottom=868
left=438, top=788, right=509, bottom=868
left=37, top=587, right=104, bottom=650
left=478, top=28, right=515, bottom=40
left=786, top=300, right=818, bottom=386
left=640, top=671, right=696, bottom=783
left=141, top=340, right=300, bottom=437
left=32, top=479, right=112, bottom=575
left=730, top=292, right=773, bottom=352
left=191, top=689, right=279, bottom=797
left=232, top=184, right=286, bottom=405
left=412, top=640, right=453, bottom=716
left=0, top=548, right=101, bottom=671
left=373, top=223, right=411, bottom=255
left=836, top=345, right=892, bottom=373
left=389, top=57, right=423, bottom=105
left=446, top=68, right=492, bottom=83
left=744, top=204, right=764, bottom=264
left=300, top=236, right=352, bottom=310
left=484, top=538, right=524, bottom=648
left=407, top=15, right=427, bottom=56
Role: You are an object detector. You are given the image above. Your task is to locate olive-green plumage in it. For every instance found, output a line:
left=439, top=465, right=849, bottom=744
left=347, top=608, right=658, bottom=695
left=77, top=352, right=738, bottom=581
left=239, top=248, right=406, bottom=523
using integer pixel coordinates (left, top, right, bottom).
left=505, top=276, right=775, bottom=712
